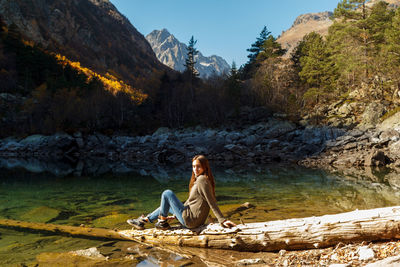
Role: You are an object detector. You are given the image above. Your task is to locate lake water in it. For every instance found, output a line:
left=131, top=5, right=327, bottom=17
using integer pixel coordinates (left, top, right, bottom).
left=1, top=160, right=400, bottom=266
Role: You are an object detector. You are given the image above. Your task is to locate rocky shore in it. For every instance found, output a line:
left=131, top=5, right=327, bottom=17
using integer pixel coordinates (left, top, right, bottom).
left=300, top=112, right=400, bottom=169
left=0, top=116, right=344, bottom=168
left=1, top=110, right=400, bottom=176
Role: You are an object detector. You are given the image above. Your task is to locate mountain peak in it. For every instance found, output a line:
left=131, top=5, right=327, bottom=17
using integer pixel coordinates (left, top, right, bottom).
left=146, top=29, right=230, bottom=78
left=160, top=28, right=170, bottom=35
left=277, top=11, right=334, bottom=58
left=292, top=11, right=333, bottom=27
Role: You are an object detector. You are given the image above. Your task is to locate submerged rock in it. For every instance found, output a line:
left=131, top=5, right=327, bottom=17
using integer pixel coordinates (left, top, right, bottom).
left=72, top=247, right=106, bottom=259
left=36, top=249, right=108, bottom=266
left=20, top=206, right=60, bottom=223
left=92, top=214, right=131, bottom=229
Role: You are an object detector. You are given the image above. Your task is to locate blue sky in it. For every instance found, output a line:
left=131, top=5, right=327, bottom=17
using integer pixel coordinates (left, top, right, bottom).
left=110, top=0, right=340, bottom=67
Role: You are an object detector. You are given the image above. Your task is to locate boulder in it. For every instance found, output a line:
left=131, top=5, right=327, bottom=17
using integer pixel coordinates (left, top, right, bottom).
left=380, top=129, right=400, bottom=142
left=338, top=102, right=354, bottom=116
left=153, top=127, right=170, bottom=136
left=264, top=119, right=296, bottom=139
left=389, top=141, right=400, bottom=159
left=360, top=102, right=386, bottom=129
left=1, top=141, right=24, bottom=152
left=20, top=135, right=48, bottom=147
left=244, top=135, right=258, bottom=146
left=378, top=111, right=400, bottom=131
left=47, top=132, right=74, bottom=149
left=364, top=150, right=388, bottom=167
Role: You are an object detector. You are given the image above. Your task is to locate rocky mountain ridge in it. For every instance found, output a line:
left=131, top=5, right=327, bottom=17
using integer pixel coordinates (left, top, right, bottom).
left=277, top=11, right=333, bottom=57
left=292, top=11, right=333, bottom=27
left=277, top=0, right=400, bottom=58
left=0, top=0, right=168, bottom=84
left=146, top=29, right=230, bottom=79
left=367, top=0, right=400, bottom=8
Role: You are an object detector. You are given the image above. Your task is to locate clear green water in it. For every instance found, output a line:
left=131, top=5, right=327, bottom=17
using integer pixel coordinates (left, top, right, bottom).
left=1, top=163, right=400, bottom=266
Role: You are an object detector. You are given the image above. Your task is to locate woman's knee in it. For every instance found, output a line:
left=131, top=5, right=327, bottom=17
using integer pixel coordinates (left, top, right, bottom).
left=162, top=189, right=173, bottom=198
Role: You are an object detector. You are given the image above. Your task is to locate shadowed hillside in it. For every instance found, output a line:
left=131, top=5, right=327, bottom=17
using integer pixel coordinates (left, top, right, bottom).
left=0, top=0, right=170, bottom=85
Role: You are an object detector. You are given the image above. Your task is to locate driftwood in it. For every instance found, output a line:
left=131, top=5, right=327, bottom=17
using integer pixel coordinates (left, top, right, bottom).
left=121, top=205, right=400, bottom=251
left=2, top=206, right=400, bottom=252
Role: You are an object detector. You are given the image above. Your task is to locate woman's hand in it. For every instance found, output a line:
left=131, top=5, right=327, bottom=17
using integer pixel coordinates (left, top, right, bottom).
left=222, top=220, right=236, bottom=228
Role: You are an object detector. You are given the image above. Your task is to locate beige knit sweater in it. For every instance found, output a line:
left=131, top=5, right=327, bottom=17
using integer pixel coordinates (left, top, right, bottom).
left=182, top=174, right=226, bottom=229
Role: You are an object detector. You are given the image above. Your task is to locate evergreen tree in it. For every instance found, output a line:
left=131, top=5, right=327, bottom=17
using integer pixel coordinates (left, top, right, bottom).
left=247, top=26, right=271, bottom=62
left=257, top=35, right=286, bottom=61
left=384, top=6, right=400, bottom=96
left=385, top=7, right=400, bottom=66
left=333, top=0, right=367, bottom=21
left=299, top=32, right=335, bottom=93
left=329, top=0, right=393, bottom=94
left=184, top=36, right=199, bottom=102
left=226, top=61, right=241, bottom=114
left=242, top=26, right=272, bottom=79
left=184, top=36, right=199, bottom=79
left=332, top=0, right=370, bottom=81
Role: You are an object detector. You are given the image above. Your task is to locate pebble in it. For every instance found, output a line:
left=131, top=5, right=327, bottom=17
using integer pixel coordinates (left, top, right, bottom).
left=358, top=246, right=375, bottom=261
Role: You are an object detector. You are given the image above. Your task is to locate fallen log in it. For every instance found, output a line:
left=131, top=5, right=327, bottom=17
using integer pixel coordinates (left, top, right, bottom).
left=2, top=206, right=400, bottom=252
left=121, top=205, right=400, bottom=251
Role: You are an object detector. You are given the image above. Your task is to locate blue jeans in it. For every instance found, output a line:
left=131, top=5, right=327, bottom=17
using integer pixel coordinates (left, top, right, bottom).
left=147, top=189, right=186, bottom=227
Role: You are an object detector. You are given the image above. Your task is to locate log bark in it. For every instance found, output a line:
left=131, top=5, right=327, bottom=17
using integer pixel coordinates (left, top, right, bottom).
left=119, top=205, right=400, bottom=251
left=2, top=205, right=400, bottom=252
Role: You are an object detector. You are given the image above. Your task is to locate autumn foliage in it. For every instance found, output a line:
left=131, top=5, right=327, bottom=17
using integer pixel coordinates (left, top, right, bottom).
left=0, top=20, right=151, bottom=136
left=55, top=54, right=147, bottom=104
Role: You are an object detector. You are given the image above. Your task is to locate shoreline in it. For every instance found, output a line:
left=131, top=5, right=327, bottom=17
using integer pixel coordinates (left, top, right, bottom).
left=1, top=114, right=400, bottom=173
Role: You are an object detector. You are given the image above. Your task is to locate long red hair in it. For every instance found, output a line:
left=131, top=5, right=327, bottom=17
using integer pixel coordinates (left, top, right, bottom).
left=189, top=155, right=216, bottom=197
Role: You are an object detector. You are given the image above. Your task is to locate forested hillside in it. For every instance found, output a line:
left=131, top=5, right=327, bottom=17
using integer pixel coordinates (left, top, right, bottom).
left=242, top=0, right=400, bottom=127
left=0, top=19, right=149, bottom=136
left=2, top=0, right=400, bottom=138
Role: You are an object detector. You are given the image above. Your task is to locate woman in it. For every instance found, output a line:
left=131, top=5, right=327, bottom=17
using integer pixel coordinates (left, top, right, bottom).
left=127, top=155, right=236, bottom=230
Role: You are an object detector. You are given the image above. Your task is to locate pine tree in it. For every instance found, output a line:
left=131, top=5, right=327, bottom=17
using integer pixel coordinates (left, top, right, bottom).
left=184, top=36, right=199, bottom=102
left=385, top=7, right=400, bottom=66
left=329, top=0, right=393, bottom=95
left=298, top=32, right=337, bottom=104
left=247, top=26, right=271, bottom=62
left=384, top=7, right=400, bottom=97
left=257, top=35, right=286, bottom=61
left=226, top=61, right=241, bottom=114
left=242, top=26, right=271, bottom=79
left=184, top=36, right=199, bottom=79
left=333, top=0, right=370, bottom=81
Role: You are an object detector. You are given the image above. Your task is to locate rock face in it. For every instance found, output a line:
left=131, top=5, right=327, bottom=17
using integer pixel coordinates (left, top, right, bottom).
left=0, top=0, right=168, bottom=83
left=277, top=0, right=400, bottom=58
left=146, top=29, right=230, bottom=79
left=277, top=11, right=333, bottom=58
left=367, top=0, right=400, bottom=8
left=300, top=112, right=400, bottom=169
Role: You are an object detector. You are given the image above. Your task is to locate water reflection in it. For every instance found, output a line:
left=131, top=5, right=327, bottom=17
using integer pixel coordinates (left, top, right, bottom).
left=1, top=158, right=400, bottom=265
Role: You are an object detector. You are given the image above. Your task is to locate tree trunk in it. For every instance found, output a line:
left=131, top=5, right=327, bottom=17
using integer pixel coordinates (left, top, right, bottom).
left=120, top=205, right=400, bottom=251
left=2, top=206, right=400, bottom=252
